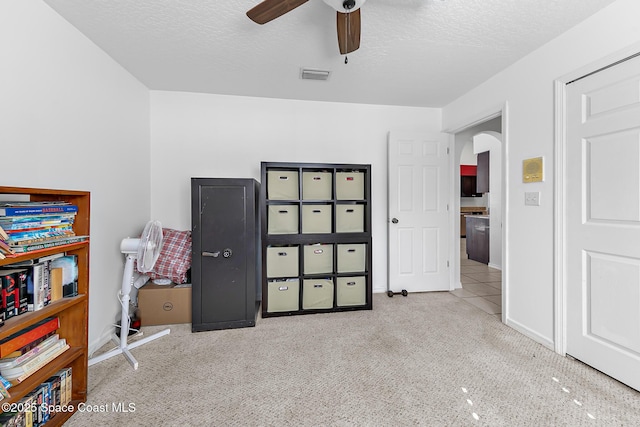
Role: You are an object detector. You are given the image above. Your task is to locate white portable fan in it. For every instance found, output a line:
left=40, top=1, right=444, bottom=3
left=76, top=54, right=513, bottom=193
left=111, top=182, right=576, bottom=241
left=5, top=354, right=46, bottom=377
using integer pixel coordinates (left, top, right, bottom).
left=88, top=220, right=171, bottom=370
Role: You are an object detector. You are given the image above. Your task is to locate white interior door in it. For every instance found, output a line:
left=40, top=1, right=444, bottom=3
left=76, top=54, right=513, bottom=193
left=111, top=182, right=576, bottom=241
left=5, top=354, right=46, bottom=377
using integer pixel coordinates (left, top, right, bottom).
left=388, top=132, right=450, bottom=293
left=566, top=54, right=640, bottom=391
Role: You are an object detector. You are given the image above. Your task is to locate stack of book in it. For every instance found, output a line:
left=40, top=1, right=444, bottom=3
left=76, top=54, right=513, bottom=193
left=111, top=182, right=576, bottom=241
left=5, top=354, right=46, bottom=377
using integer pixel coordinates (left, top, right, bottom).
left=0, top=254, right=79, bottom=321
left=0, top=367, right=72, bottom=426
left=0, top=201, right=88, bottom=256
left=0, top=318, right=67, bottom=385
left=0, top=201, right=87, bottom=259
left=0, top=334, right=69, bottom=384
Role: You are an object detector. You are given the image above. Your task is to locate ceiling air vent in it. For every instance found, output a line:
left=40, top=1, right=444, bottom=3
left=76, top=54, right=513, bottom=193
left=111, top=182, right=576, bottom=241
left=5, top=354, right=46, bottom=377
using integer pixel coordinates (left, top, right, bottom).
left=300, top=68, right=331, bottom=81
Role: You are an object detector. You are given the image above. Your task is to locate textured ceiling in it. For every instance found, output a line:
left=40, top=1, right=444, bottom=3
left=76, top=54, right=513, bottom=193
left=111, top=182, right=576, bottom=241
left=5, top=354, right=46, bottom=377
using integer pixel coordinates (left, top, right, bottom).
left=44, top=0, right=617, bottom=107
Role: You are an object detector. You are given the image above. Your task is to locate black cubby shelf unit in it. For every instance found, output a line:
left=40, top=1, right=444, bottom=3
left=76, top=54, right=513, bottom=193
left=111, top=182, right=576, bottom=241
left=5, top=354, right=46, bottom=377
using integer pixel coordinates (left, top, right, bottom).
left=260, top=161, right=373, bottom=317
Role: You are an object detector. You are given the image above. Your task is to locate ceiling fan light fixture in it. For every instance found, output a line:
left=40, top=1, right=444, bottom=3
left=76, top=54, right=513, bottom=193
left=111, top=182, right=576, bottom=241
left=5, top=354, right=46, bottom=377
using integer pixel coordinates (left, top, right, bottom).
left=322, top=0, right=366, bottom=12
left=300, top=68, right=332, bottom=81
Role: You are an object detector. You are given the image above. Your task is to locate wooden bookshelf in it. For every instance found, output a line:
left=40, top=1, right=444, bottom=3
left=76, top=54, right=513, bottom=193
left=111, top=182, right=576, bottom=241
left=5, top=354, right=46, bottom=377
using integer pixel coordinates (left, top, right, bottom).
left=0, top=186, right=89, bottom=426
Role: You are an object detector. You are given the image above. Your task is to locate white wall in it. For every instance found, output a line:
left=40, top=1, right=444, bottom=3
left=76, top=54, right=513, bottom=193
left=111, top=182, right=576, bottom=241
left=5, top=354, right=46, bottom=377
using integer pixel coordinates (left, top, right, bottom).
left=150, top=91, right=441, bottom=293
left=443, top=0, right=640, bottom=347
left=0, top=0, right=151, bottom=353
left=460, top=143, right=477, bottom=165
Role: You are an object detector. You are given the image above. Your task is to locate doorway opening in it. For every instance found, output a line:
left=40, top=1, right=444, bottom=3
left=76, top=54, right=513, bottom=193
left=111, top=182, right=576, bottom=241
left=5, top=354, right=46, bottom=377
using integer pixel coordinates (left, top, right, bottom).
left=448, top=115, right=506, bottom=321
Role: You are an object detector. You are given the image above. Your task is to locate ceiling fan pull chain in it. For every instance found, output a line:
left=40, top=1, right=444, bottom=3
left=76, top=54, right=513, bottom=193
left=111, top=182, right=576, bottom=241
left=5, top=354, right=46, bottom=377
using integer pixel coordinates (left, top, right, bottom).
left=344, top=6, right=350, bottom=64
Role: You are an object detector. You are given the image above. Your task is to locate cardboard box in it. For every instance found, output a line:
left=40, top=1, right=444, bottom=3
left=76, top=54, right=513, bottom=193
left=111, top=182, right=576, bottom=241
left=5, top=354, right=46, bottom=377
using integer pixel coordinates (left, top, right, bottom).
left=138, top=283, right=192, bottom=326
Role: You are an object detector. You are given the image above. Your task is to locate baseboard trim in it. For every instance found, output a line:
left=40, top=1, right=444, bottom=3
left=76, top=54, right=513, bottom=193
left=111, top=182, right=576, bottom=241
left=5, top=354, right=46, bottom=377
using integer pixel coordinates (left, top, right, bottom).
left=488, top=262, right=502, bottom=271
left=88, top=327, right=116, bottom=358
left=506, top=317, right=554, bottom=351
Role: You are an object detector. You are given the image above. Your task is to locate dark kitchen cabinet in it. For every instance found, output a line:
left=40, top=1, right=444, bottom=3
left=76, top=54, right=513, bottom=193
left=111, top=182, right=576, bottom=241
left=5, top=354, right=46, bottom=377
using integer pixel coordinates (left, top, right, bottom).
left=476, top=151, right=490, bottom=193
left=191, top=178, right=261, bottom=331
left=465, top=215, right=489, bottom=264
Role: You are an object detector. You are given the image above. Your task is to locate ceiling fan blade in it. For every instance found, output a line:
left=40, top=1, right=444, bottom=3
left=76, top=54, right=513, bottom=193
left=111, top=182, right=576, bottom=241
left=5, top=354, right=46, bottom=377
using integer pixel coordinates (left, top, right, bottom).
left=247, top=0, right=309, bottom=24
left=337, top=9, right=361, bottom=54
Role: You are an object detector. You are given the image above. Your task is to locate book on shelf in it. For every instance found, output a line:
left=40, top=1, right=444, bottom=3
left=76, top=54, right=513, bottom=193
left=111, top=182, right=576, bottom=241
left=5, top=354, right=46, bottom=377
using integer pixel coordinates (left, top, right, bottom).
left=16, top=269, right=28, bottom=315
left=0, top=215, right=75, bottom=231
left=7, top=228, right=76, bottom=247
left=50, top=268, right=63, bottom=303
left=8, top=235, right=88, bottom=254
left=0, top=270, right=22, bottom=321
left=26, top=263, right=47, bottom=312
left=22, top=394, right=36, bottom=426
left=0, top=204, right=78, bottom=217
left=0, top=332, right=55, bottom=360
left=4, top=224, right=75, bottom=242
left=0, top=334, right=60, bottom=372
left=9, top=342, right=69, bottom=385
left=50, top=256, right=78, bottom=298
left=1, top=337, right=67, bottom=381
left=0, top=212, right=76, bottom=225
left=0, top=224, right=7, bottom=240
left=0, top=375, right=11, bottom=400
left=0, top=317, right=59, bottom=358
left=0, top=239, right=15, bottom=255
left=58, top=366, right=71, bottom=406
left=0, top=201, right=71, bottom=207
left=1, top=269, right=29, bottom=319
left=43, top=373, right=62, bottom=419
left=0, top=252, right=64, bottom=268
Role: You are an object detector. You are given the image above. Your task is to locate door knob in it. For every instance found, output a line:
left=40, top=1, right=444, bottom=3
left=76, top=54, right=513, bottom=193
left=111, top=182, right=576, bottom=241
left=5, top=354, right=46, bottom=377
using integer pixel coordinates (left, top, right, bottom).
left=391, top=218, right=399, bottom=224
left=202, top=251, right=220, bottom=257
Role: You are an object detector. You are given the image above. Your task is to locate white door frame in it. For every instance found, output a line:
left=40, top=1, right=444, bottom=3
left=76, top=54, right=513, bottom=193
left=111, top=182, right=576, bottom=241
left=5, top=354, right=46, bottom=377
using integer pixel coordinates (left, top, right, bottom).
left=443, top=102, right=509, bottom=324
left=553, top=42, right=640, bottom=356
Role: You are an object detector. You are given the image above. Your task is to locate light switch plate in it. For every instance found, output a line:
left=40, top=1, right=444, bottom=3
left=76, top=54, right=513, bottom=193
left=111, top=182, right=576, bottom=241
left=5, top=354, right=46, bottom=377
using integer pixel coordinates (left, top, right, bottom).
left=525, top=192, right=540, bottom=206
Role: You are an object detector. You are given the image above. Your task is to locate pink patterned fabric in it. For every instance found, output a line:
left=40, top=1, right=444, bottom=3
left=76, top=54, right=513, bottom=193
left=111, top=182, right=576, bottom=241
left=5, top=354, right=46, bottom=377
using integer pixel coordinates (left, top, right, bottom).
left=146, top=228, right=192, bottom=284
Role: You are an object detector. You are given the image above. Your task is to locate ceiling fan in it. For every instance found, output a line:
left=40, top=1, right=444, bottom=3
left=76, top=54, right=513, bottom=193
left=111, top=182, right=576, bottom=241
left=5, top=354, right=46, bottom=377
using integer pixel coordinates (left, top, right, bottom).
left=247, top=0, right=366, bottom=55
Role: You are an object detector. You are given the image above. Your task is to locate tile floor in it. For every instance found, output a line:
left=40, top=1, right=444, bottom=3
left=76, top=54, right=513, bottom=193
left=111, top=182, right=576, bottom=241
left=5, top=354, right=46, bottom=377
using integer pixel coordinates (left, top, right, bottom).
left=451, top=238, right=502, bottom=318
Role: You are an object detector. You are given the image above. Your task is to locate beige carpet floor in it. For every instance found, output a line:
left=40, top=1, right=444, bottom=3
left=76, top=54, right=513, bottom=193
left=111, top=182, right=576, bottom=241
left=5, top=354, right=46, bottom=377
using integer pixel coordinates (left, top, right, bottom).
left=67, top=292, right=639, bottom=426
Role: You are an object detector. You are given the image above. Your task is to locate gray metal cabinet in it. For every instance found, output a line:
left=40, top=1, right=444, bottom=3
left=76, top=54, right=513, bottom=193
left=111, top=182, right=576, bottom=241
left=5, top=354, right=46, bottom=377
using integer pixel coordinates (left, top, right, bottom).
left=191, top=178, right=260, bottom=331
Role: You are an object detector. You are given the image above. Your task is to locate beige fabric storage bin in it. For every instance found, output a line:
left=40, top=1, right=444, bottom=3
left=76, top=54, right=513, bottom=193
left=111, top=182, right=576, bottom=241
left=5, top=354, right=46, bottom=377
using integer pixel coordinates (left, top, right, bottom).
left=337, top=244, right=366, bottom=273
left=266, top=246, right=299, bottom=278
left=336, top=276, right=366, bottom=306
left=302, top=171, right=332, bottom=200
left=267, top=170, right=299, bottom=200
left=302, top=278, right=334, bottom=310
left=336, top=204, right=364, bottom=233
left=267, top=279, right=300, bottom=312
left=268, top=205, right=299, bottom=234
left=303, top=244, right=334, bottom=274
left=302, top=204, right=332, bottom=234
left=336, top=171, right=365, bottom=200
